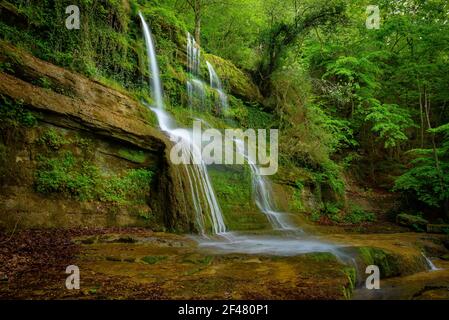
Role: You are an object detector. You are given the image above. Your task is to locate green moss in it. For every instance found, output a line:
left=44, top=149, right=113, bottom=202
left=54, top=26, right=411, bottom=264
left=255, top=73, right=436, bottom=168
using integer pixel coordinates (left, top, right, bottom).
left=203, top=53, right=261, bottom=102
left=0, top=95, right=37, bottom=127
left=0, top=1, right=148, bottom=93
left=118, top=149, right=147, bottom=164
left=343, top=266, right=356, bottom=289
left=35, top=151, right=100, bottom=201
left=141, top=256, right=167, bottom=265
left=358, top=247, right=401, bottom=278
left=209, top=166, right=270, bottom=231
left=342, top=266, right=356, bottom=299
left=306, top=252, right=337, bottom=262
left=33, top=76, right=52, bottom=89
left=344, top=205, right=376, bottom=224
left=39, top=128, right=70, bottom=150
left=99, top=169, right=153, bottom=205
left=290, top=180, right=304, bottom=212
left=167, top=103, right=229, bottom=129
left=34, top=131, right=153, bottom=204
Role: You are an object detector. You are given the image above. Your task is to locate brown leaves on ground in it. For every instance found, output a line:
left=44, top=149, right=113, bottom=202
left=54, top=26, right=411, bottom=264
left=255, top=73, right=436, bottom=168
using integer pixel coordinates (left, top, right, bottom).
left=0, top=227, right=164, bottom=299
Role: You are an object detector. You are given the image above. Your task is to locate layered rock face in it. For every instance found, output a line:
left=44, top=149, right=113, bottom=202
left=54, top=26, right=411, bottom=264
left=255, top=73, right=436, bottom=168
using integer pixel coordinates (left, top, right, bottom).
left=0, top=42, right=196, bottom=232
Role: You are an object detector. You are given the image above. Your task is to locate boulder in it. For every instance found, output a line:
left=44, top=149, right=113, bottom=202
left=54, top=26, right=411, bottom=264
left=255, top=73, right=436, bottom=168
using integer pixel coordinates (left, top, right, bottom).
left=396, top=214, right=428, bottom=232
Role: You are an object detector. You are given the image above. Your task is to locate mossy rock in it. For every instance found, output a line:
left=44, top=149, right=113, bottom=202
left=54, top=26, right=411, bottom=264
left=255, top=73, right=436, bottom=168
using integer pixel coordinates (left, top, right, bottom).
left=203, top=53, right=262, bottom=104
left=396, top=214, right=428, bottom=232
left=305, top=252, right=338, bottom=263
left=358, top=247, right=402, bottom=278
left=141, top=256, right=167, bottom=265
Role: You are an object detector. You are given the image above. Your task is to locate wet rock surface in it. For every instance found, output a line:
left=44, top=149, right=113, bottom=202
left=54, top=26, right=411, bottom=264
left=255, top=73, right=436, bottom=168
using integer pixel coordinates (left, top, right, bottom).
left=1, top=228, right=447, bottom=300
left=0, top=43, right=197, bottom=232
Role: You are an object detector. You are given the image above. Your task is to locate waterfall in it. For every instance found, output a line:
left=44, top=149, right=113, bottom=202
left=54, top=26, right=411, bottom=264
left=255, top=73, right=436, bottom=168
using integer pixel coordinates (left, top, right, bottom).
left=139, top=12, right=164, bottom=110
left=187, top=32, right=200, bottom=76
left=206, top=61, right=228, bottom=113
left=139, top=12, right=349, bottom=269
left=140, top=12, right=293, bottom=234
left=233, top=139, right=296, bottom=230
left=422, top=253, right=440, bottom=271
left=186, top=32, right=208, bottom=113
left=139, top=13, right=226, bottom=235
left=185, top=35, right=294, bottom=231
left=188, top=78, right=207, bottom=111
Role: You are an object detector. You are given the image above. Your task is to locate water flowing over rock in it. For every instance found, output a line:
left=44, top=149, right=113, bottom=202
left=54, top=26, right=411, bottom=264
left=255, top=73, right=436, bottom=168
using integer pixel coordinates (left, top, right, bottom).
left=0, top=42, right=195, bottom=232
left=233, top=139, right=296, bottom=230
left=185, top=30, right=295, bottom=232
left=187, top=32, right=201, bottom=76
left=186, top=33, right=208, bottom=113
left=206, top=61, right=229, bottom=113
left=139, top=13, right=164, bottom=111
left=140, top=14, right=226, bottom=235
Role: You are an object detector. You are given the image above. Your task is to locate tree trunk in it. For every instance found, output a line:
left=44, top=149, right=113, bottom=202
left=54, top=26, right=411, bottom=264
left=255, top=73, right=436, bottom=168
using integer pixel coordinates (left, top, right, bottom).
left=418, top=85, right=424, bottom=148
left=194, top=14, right=201, bottom=45
left=194, top=1, right=201, bottom=45
left=423, top=89, right=447, bottom=218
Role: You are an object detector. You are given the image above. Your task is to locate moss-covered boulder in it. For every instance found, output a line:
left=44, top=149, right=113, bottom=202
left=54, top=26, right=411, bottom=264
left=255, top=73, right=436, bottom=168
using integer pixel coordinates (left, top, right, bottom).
left=396, top=214, right=428, bottom=232
left=357, top=246, right=428, bottom=278
left=204, top=54, right=262, bottom=104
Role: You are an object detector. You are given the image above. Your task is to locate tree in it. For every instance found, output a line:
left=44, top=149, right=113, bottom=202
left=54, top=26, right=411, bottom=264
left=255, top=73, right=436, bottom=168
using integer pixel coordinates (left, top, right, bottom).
left=257, top=0, right=346, bottom=90
left=181, top=0, right=229, bottom=45
left=394, top=123, right=449, bottom=218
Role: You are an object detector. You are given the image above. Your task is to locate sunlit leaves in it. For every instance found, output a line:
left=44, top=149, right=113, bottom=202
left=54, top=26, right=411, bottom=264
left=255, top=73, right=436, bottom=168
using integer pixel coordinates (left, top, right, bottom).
left=366, top=102, right=416, bottom=148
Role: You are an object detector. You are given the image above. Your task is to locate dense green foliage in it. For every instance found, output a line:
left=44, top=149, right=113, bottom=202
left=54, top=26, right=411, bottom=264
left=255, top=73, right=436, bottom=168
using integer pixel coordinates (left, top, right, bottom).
left=0, top=95, right=37, bottom=127
left=35, top=129, right=153, bottom=205
left=394, top=124, right=449, bottom=211
left=1, top=0, right=448, bottom=222
left=175, top=0, right=449, bottom=220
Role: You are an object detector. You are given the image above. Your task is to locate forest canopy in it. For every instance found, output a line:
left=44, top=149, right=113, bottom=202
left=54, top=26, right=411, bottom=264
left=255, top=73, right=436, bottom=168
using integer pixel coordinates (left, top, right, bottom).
left=166, top=0, right=449, bottom=218
left=1, top=0, right=448, bottom=221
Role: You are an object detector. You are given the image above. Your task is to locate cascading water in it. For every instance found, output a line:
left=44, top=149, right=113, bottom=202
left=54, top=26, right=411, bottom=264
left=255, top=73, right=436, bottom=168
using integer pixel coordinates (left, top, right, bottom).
left=422, top=253, right=440, bottom=271
left=190, top=78, right=207, bottom=111
left=186, top=33, right=208, bottom=112
left=139, top=13, right=353, bottom=269
left=187, top=32, right=200, bottom=75
left=139, top=12, right=164, bottom=110
left=233, top=139, right=296, bottom=230
left=185, top=33, right=294, bottom=231
left=206, top=61, right=228, bottom=113
left=139, top=13, right=226, bottom=235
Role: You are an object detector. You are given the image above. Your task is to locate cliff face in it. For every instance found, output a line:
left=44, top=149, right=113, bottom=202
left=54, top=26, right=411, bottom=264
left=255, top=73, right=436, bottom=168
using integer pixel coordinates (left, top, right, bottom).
left=0, top=42, right=196, bottom=232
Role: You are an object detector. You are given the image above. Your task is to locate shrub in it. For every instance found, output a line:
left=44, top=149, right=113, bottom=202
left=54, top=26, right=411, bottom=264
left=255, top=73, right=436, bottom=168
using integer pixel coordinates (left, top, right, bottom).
left=100, top=169, right=153, bottom=204
left=118, top=149, right=147, bottom=164
left=39, top=128, right=69, bottom=150
left=35, top=150, right=153, bottom=204
left=344, top=205, right=376, bottom=224
left=35, top=151, right=99, bottom=200
left=0, top=95, right=37, bottom=127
